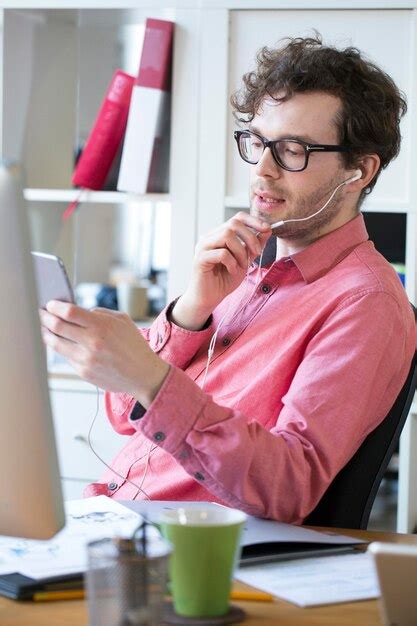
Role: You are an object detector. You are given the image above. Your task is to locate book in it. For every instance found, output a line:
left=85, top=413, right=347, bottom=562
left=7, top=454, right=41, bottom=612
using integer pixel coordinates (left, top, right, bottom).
left=0, top=572, right=83, bottom=601
left=125, top=501, right=365, bottom=566
left=117, top=18, right=174, bottom=194
left=72, top=69, right=135, bottom=191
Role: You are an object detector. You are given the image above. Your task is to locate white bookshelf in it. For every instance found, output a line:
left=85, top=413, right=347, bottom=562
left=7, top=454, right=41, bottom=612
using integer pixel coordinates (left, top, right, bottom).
left=0, top=4, right=200, bottom=302
left=23, top=188, right=170, bottom=204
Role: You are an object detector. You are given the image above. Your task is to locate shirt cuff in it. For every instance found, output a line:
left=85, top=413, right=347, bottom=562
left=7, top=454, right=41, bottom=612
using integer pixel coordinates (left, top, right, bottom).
left=166, top=299, right=213, bottom=331
left=139, top=366, right=208, bottom=454
left=148, top=299, right=214, bottom=369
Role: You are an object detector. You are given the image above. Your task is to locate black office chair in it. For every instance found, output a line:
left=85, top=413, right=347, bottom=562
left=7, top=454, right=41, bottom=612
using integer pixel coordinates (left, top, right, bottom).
left=303, top=352, right=417, bottom=529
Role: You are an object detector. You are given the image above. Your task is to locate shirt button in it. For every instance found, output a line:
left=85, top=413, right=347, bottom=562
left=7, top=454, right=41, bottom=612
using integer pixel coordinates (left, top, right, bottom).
left=261, top=284, right=271, bottom=294
left=108, top=482, right=118, bottom=491
left=154, top=431, right=166, bottom=442
left=222, top=337, right=231, bottom=346
left=194, top=472, right=205, bottom=481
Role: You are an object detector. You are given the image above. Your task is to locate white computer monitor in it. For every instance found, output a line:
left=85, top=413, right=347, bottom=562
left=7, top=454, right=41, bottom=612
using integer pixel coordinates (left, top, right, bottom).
left=0, top=162, right=65, bottom=539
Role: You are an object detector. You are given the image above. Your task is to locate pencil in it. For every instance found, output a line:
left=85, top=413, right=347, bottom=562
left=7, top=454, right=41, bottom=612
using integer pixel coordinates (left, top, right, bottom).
left=230, top=590, right=274, bottom=602
left=33, top=590, right=85, bottom=602
left=32, top=588, right=274, bottom=603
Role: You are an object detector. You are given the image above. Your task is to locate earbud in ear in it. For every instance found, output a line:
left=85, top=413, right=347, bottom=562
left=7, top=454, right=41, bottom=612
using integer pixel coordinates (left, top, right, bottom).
left=344, top=169, right=362, bottom=185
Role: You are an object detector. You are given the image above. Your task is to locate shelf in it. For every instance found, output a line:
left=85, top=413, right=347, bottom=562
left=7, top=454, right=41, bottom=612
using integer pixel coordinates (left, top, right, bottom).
left=24, top=188, right=170, bottom=204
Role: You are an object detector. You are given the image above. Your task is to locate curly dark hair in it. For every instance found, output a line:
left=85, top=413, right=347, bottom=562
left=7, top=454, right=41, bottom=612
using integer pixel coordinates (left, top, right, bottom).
left=231, top=34, right=407, bottom=199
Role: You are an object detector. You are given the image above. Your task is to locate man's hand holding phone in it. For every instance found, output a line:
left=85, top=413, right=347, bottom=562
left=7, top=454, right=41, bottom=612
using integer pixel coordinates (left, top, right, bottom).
left=40, top=302, right=170, bottom=407
left=171, top=213, right=271, bottom=330
left=36, top=214, right=271, bottom=404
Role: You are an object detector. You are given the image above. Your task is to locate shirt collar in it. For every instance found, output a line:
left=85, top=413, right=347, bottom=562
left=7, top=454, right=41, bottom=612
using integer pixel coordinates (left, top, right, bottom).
left=256, top=214, right=369, bottom=284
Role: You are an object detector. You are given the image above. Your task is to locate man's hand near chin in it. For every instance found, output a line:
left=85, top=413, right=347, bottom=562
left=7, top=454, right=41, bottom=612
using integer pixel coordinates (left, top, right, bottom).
left=39, top=300, right=170, bottom=408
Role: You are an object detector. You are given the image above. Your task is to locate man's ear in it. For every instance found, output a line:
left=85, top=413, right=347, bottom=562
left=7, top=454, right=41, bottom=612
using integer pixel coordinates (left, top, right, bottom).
left=345, top=154, right=380, bottom=192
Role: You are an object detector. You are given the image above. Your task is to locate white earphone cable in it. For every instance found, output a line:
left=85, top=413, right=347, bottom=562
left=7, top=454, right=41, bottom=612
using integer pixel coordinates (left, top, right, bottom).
left=201, top=244, right=266, bottom=390
left=84, top=172, right=360, bottom=494
left=87, top=386, right=153, bottom=500
left=270, top=170, right=361, bottom=229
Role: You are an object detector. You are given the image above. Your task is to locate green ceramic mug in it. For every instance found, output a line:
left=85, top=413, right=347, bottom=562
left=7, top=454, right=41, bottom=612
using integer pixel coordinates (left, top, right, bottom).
left=158, top=507, right=247, bottom=618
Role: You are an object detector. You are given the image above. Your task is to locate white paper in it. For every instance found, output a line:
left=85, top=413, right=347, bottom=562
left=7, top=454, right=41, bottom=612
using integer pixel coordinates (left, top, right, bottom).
left=239, top=514, right=362, bottom=547
left=0, top=496, right=147, bottom=580
left=122, top=501, right=363, bottom=548
left=236, top=552, right=380, bottom=606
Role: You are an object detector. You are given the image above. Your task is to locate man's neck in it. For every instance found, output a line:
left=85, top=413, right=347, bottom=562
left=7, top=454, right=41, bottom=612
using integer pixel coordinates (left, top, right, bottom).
left=275, top=209, right=360, bottom=260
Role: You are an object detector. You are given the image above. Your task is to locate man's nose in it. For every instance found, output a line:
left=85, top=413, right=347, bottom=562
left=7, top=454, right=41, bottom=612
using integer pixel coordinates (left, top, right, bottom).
left=254, top=147, right=282, bottom=179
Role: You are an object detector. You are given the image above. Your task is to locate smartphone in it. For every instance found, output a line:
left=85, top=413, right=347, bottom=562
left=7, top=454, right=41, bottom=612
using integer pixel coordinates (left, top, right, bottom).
left=31, top=251, right=75, bottom=309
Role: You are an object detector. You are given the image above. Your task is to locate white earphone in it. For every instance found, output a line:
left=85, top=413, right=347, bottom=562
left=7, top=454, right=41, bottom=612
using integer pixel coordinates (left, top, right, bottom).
left=270, top=169, right=362, bottom=229
left=344, top=169, right=363, bottom=184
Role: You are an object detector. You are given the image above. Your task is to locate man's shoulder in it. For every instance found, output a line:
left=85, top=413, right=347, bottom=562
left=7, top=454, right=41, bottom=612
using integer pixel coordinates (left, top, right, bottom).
left=328, top=240, right=407, bottom=306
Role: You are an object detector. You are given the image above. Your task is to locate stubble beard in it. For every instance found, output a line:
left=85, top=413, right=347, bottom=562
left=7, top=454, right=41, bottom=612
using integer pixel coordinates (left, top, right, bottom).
left=252, top=173, right=347, bottom=240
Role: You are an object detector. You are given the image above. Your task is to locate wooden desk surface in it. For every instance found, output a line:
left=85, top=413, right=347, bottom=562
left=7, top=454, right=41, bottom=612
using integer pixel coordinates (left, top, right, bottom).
left=1, top=527, right=416, bottom=626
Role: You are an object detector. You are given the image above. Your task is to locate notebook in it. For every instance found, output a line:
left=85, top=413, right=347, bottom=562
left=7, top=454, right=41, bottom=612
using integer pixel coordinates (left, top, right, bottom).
left=126, top=501, right=364, bottom=565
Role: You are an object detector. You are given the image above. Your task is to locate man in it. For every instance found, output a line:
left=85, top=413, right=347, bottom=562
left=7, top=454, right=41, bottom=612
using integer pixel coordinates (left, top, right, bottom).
left=41, top=35, right=415, bottom=523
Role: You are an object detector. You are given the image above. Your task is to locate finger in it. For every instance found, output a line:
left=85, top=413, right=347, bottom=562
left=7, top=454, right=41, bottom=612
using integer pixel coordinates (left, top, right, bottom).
left=91, top=307, right=130, bottom=320
left=46, top=300, right=91, bottom=327
left=91, top=306, right=120, bottom=314
left=41, top=327, right=79, bottom=360
left=218, top=228, right=251, bottom=269
left=232, top=211, right=272, bottom=233
left=226, top=221, right=265, bottom=259
left=199, top=249, right=241, bottom=275
left=39, top=309, right=84, bottom=343
left=224, top=237, right=250, bottom=270
left=257, top=230, right=272, bottom=247
left=198, top=231, right=247, bottom=270
left=204, top=213, right=271, bottom=244
left=201, top=223, right=262, bottom=264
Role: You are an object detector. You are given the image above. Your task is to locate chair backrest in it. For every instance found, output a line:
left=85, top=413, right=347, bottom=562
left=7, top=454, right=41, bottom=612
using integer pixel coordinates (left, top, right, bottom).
left=304, top=353, right=417, bottom=529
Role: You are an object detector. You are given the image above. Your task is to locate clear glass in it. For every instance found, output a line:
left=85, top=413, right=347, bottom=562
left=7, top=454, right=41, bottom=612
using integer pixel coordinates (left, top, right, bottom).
left=86, top=534, right=171, bottom=626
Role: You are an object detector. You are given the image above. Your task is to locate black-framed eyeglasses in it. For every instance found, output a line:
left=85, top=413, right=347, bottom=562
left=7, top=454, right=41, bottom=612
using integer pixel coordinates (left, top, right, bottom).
left=234, top=129, right=354, bottom=172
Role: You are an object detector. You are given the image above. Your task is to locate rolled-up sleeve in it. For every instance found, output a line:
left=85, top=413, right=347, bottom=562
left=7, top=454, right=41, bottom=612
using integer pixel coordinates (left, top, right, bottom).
left=139, top=291, right=414, bottom=523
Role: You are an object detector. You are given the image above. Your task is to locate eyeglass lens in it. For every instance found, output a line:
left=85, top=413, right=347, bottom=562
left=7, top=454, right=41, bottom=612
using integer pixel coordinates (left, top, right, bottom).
left=239, top=133, right=306, bottom=171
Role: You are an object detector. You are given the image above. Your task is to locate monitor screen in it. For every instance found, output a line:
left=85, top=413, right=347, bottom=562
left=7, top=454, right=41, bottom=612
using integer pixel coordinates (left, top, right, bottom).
left=0, top=162, right=65, bottom=539
left=363, top=211, right=406, bottom=265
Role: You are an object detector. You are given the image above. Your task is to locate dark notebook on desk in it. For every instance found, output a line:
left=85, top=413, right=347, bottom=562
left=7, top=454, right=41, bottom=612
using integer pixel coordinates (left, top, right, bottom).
left=0, top=572, right=83, bottom=601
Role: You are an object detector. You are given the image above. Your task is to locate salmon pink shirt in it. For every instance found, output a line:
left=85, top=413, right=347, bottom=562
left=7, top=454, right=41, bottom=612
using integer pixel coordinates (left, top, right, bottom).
left=85, top=215, right=415, bottom=523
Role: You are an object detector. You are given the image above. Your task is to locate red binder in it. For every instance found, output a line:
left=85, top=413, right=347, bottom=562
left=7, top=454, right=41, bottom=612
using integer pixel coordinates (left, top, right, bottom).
left=72, top=69, right=135, bottom=191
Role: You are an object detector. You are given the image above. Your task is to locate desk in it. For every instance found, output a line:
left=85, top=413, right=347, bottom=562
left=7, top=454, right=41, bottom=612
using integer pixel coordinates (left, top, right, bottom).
left=1, top=527, right=416, bottom=626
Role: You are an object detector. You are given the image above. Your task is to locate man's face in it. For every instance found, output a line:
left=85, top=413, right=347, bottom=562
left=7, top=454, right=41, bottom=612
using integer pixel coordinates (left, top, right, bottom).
left=249, top=91, right=354, bottom=239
